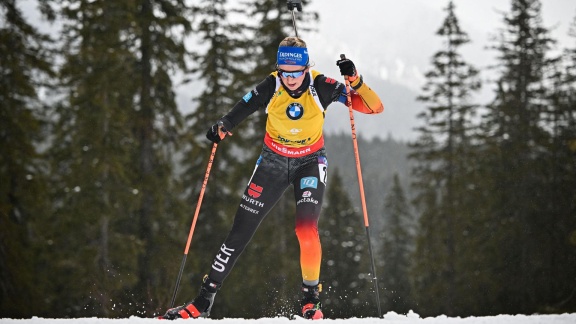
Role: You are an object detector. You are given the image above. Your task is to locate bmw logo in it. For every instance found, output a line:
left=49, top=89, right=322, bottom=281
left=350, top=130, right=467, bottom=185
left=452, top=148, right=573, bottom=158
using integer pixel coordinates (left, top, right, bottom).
left=286, top=103, right=304, bottom=120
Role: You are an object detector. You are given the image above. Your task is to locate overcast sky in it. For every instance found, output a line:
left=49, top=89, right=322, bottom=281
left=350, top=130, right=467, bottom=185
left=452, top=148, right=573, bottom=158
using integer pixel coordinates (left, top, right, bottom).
left=305, top=0, right=576, bottom=92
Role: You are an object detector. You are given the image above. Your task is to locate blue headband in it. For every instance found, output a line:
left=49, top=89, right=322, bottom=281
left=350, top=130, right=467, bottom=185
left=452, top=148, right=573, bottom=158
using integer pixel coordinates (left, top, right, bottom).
left=277, top=46, right=309, bottom=66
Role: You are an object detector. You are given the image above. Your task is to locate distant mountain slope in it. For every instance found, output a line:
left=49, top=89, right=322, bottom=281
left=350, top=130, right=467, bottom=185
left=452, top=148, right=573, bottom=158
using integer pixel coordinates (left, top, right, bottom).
left=324, top=133, right=414, bottom=235
left=323, top=75, right=424, bottom=142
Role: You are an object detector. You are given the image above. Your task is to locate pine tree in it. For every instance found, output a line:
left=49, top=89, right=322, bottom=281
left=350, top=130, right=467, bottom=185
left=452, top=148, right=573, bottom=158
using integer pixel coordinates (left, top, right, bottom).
left=320, top=168, right=372, bottom=318
left=380, top=174, right=415, bottom=314
left=45, top=0, right=145, bottom=316
left=0, top=0, right=53, bottom=317
left=129, top=0, right=190, bottom=313
left=44, top=0, right=190, bottom=316
left=556, top=14, right=576, bottom=311
left=535, top=11, right=576, bottom=313
left=478, top=0, right=559, bottom=314
left=408, top=0, right=481, bottom=316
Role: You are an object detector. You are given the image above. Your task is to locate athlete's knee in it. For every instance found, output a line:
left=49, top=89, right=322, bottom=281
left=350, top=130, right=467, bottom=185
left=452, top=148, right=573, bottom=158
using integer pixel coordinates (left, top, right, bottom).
left=295, top=220, right=320, bottom=247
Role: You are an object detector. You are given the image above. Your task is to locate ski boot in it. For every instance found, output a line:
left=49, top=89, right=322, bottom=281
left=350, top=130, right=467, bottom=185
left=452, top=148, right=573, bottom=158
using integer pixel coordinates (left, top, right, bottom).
left=301, top=283, right=323, bottom=320
left=159, top=275, right=221, bottom=320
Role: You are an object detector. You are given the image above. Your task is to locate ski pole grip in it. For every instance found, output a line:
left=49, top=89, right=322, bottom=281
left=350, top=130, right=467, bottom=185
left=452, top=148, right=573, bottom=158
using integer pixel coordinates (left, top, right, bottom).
left=287, top=0, right=302, bottom=12
left=340, top=54, right=350, bottom=84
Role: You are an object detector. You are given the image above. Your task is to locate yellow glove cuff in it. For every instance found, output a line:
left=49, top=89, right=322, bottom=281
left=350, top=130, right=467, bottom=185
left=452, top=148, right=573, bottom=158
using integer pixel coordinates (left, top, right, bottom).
left=350, top=75, right=363, bottom=90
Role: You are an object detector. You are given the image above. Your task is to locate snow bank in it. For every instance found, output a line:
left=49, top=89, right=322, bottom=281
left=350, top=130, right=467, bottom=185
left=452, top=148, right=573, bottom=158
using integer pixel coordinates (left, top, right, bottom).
left=2, top=311, right=576, bottom=324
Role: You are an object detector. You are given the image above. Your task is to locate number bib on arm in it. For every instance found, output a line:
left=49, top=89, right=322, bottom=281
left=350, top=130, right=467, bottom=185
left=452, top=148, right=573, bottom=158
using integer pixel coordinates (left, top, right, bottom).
left=265, top=70, right=325, bottom=157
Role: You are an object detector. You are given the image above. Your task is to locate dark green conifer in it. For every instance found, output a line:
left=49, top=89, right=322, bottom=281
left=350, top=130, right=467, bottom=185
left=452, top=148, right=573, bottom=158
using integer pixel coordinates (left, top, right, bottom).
left=478, top=0, right=564, bottom=314
left=409, top=0, right=481, bottom=316
left=0, top=0, right=53, bottom=317
left=380, top=174, right=415, bottom=314
left=45, top=0, right=190, bottom=316
left=320, top=168, right=372, bottom=318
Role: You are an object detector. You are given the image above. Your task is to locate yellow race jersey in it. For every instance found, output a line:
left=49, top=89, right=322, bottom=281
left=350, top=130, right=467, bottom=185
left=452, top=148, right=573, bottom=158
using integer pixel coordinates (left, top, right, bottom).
left=264, top=70, right=326, bottom=156
left=219, top=68, right=383, bottom=158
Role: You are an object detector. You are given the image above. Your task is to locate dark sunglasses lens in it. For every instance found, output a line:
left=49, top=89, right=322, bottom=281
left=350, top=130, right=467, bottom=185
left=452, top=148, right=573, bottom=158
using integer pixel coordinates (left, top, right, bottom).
left=279, top=70, right=305, bottom=78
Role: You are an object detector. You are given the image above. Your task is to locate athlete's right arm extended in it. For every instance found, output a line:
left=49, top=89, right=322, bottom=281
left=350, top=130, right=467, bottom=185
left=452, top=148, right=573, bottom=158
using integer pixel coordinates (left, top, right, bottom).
left=219, top=75, right=276, bottom=131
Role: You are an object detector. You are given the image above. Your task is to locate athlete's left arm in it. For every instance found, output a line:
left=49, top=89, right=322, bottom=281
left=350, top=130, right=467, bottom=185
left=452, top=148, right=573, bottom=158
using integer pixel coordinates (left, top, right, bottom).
left=315, top=74, right=384, bottom=114
left=344, top=76, right=384, bottom=114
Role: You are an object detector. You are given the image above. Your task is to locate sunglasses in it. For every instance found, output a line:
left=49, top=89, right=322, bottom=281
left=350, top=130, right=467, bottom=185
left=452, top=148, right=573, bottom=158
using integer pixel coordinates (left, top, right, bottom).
left=277, top=67, right=307, bottom=78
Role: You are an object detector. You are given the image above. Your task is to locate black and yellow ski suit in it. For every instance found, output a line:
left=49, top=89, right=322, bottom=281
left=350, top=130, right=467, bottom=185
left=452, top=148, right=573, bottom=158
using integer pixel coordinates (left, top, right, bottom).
left=207, top=70, right=383, bottom=287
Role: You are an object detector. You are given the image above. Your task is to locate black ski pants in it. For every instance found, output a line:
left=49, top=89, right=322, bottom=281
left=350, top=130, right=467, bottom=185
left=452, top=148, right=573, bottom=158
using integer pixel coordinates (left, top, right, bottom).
left=208, top=145, right=328, bottom=286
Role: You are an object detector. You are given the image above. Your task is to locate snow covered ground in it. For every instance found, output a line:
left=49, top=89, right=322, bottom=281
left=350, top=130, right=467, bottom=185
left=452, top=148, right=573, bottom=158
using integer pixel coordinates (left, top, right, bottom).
left=2, top=312, right=576, bottom=324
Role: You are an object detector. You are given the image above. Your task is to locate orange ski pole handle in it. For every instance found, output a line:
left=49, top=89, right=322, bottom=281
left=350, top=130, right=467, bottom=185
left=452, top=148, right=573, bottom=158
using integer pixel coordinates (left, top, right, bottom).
left=170, top=142, right=218, bottom=307
left=340, top=54, right=383, bottom=318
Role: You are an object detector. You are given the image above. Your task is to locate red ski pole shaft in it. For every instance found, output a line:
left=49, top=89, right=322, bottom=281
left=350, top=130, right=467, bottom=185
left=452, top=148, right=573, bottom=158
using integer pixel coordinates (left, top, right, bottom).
left=185, top=143, right=218, bottom=254
left=340, top=54, right=383, bottom=318
left=170, top=142, right=218, bottom=307
left=341, top=54, right=370, bottom=227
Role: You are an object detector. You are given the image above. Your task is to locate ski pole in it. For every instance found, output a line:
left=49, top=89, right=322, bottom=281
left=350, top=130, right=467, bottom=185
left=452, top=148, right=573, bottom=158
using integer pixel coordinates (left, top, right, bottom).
left=287, top=0, right=302, bottom=37
left=340, top=54, right=383, bottom=318
left=170, top=142, right=219, bottom=308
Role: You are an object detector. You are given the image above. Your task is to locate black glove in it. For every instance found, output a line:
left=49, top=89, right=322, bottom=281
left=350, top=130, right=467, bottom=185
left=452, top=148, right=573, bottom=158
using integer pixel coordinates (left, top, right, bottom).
left=206, top=120, right=229, bottom=143
left=336, top=58, right=357, bottom=78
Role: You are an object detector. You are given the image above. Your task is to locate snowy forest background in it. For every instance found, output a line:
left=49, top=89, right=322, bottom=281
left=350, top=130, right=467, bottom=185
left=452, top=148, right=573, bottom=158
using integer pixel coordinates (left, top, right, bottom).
left=1, top=0, right=576, bottom=320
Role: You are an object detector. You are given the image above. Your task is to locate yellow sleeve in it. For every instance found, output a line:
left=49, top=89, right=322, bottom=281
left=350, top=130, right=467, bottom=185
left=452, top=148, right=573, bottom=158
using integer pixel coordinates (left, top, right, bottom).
left=350, top=76, right=384, bottom=114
